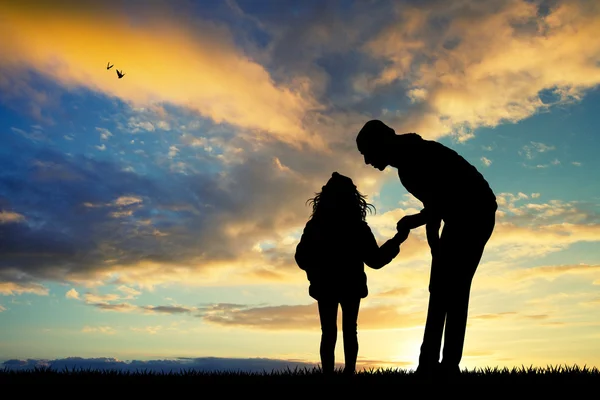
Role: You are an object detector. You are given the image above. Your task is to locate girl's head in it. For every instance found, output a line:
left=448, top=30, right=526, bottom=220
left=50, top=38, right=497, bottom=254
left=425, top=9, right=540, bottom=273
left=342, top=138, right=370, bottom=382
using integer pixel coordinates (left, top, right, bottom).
left=307, top=172, right=375, bottom=222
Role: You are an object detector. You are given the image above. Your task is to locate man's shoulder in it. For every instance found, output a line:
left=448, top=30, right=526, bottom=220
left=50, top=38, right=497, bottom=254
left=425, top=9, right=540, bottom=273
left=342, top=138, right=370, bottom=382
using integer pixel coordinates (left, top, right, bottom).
left=423, top=139, right=459, bottom=156
left=423, top=140, right=479, bottom=169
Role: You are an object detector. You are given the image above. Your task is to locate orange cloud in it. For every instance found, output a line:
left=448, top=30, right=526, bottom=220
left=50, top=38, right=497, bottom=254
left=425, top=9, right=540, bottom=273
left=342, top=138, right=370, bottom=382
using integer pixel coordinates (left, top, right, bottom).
left=0, top=1, right=325, bottom=149
left=374, top=286, right=413, bottom=298
left=360, top=0, right=600, bottom=139
left=0, top=211, right=26, bottom=224
left=511, top=264, right=600, bottom=282
left=0, top=281, right=49, bottom=296
left=199, top=302, right=425, bottom=331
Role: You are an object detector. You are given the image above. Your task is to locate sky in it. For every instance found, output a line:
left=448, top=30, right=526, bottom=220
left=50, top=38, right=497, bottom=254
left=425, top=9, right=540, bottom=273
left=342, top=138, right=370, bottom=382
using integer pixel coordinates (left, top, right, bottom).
left=0, top=0, right=599, bottom=373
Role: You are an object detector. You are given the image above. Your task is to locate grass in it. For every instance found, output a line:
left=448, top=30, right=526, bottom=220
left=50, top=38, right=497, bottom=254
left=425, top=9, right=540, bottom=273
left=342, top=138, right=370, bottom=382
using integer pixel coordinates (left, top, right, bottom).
left=1, top=364, right=599, bottom=385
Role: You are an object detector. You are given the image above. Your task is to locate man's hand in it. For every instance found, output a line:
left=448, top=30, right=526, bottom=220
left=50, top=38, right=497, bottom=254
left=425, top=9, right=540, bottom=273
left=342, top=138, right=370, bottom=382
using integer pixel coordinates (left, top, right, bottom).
left=397, top=212, right=428, bottom=232
left=396, top=215, right=416, bottom=232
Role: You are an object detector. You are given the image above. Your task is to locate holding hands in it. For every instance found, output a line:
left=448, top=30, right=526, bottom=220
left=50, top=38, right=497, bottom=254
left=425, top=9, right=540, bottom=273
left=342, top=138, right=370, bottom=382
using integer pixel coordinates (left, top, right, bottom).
left=394, top=220, right=411, bottom=244
left=396, top=214, right=424, bottom=231
left=395, top=214, right=419, bottom=242
left=396, top=212, right=442, bottom=257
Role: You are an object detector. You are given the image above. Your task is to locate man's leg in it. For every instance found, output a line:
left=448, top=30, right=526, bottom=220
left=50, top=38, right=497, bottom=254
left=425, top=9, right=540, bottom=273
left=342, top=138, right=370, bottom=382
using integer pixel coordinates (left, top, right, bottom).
left=317, top=299, right=339, bottom=374
left=340, top=297, right=361, bottom=375
left=440, top=277, right=473, bottom=376
left=417, top=255, right=448, bottom=373
left=441, top=211, right=496, bottom=374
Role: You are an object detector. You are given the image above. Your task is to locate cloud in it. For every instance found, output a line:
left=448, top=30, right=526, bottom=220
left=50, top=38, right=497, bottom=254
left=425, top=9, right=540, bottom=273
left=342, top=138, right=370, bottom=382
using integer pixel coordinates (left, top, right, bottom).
left=141, top=306, right=194, bottom=314
left=96, top=127, right=113, bottom=140
left=511, top=264, right=600, bottom=282
left=1, top=356, right=319, bottom=373
left=0, top=127, right=380, bottom=290
left=363, top=191, right=600, bottom=271
left=81, top=326, right=116, bottom=334
left=117, top=285, right=141, bottom=298
left=6, top=139, right=595, bottom=294
left=0, top=281, right=48, bottom=296
left=112, top=196, right=143, bottom=207
left=197, top=302, right=425, bottom=331
left=494, top=193, right=598, bottom=225
left=357, top=0, right=600, bottom=138
left=0, top=1, right=598, bottom=297
left=467, top=311, right=569, bottom=328
left=84, top=293, right=122, bottom=304
left=520, top=141, right=556, bottom=160
left=373, top=287, right=413, bottom=298
left=130, top=325, right=162, bottom=335
left=471, top=312, right=517, bottom=320
left=88, top=302, right=139, bottom=313
left=0, top=211, right=25, bottom=224
left=0, top=305, right=6, bottom=312
left=0, top=1, right=325, bottom=150
left=481, top=156, right=492, bottom=167
left=485, top=222, right=600, bottom=261
left=72, top=287, right=195, bottom=315
left=522, top=314, right=549, bottom=320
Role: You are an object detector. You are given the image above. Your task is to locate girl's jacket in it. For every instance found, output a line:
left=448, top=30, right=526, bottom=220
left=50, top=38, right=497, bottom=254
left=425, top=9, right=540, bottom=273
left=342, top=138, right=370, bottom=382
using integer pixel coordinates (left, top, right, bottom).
left=295, top=218, right=400, bottom=301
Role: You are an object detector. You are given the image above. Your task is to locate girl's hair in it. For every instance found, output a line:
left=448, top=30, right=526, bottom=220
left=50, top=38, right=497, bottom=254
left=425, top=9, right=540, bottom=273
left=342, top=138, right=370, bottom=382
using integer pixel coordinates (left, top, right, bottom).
left=306, top=172, right=375, bottom=222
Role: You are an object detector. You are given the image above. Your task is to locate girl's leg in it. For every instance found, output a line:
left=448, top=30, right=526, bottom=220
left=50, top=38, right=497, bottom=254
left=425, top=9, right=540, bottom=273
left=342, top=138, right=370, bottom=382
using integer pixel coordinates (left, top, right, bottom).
left=318, top=299, right=338, bottom=374
left=340, top=297, right=361, bottom=375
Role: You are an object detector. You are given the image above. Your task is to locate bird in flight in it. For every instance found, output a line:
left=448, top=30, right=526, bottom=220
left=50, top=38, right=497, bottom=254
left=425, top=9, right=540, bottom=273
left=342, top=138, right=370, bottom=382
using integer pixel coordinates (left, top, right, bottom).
left=106, top=62, right=114, bottom=70
left=116, top=69, right=126, bottom=79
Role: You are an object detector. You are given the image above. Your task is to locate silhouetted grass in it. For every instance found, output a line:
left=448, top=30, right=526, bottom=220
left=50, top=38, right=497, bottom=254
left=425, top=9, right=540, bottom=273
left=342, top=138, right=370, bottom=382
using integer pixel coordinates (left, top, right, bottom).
left=1, top=364, right=598, bottom=384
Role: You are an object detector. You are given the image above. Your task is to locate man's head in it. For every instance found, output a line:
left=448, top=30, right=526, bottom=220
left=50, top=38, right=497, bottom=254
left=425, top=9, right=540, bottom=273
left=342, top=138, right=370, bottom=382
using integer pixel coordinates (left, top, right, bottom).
left=356, top=120, right=396, bottom=171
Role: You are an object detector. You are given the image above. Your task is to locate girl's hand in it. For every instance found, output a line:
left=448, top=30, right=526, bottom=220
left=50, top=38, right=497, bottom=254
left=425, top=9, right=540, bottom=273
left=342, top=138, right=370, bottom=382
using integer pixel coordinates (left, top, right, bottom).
left=394, top=226, right=410, bottom=244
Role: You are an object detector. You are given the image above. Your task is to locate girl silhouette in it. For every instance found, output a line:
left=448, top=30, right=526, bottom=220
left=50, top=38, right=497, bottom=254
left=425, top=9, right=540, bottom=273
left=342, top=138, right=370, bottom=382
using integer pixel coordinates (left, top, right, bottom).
left=295, top=172, right=410, bottom=376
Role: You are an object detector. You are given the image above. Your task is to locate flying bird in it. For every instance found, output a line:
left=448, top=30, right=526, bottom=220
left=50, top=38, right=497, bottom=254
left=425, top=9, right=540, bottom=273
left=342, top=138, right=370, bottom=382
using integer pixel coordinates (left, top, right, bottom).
left=106, top=62, right=114, bottom=70
left=116, top=69, right=125, bottom=79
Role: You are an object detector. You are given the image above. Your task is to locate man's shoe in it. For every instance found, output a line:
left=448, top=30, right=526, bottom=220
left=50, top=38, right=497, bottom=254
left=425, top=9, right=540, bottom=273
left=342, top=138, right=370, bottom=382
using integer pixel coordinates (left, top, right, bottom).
left=439, top=363, right=461, bottom=381
left=342, top=370, right=355, bottom=380
left=414, top=362, right=440, bottom=380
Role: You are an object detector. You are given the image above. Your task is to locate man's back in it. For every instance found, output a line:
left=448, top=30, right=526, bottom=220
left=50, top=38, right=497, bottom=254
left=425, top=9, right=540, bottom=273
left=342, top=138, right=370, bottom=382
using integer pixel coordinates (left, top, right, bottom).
left=394, top=136, right=496, bottom=218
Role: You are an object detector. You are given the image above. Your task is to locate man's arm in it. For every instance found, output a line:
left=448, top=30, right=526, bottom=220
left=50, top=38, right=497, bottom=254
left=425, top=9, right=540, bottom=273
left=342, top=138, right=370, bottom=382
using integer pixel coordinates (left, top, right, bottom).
left=396, top=208, right=429, bottom=230
left=397, top=208, right=442, bottom=254
left=363, top=224, right=408, bottom=270
left=425, top=216, right=442, bottom=256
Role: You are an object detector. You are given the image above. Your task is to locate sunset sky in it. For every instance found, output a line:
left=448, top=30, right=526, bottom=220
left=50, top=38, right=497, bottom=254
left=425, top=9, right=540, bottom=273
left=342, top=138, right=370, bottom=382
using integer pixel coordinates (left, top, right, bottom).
left=1, top=0, right=599, bottom=372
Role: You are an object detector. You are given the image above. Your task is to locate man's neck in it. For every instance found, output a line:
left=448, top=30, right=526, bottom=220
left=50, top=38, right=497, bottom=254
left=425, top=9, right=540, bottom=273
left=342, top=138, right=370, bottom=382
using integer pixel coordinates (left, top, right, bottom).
left=387, top=135, right=410, bottom=169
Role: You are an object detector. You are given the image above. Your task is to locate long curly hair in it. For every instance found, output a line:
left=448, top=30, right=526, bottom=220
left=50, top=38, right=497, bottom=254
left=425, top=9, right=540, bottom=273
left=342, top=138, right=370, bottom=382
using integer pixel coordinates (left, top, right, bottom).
left=306, top=172, right=375, bottom=222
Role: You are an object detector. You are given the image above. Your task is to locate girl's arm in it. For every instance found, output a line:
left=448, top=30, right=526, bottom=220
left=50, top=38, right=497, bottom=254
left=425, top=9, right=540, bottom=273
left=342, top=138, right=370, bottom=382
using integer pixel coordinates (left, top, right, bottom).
left=362, top=223, right=408, bottom=270
left=294, top=221, right=317, bottom=271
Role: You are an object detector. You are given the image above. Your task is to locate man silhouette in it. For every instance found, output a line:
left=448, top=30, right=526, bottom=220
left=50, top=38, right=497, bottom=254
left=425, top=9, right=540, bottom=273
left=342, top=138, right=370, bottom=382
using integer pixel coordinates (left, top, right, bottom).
left=356, top=120, right=497, bottom=379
